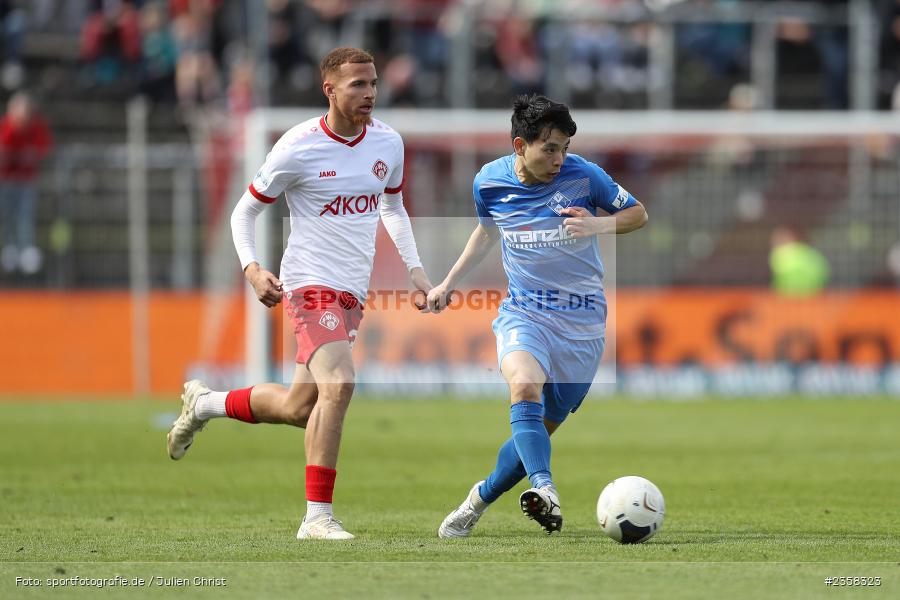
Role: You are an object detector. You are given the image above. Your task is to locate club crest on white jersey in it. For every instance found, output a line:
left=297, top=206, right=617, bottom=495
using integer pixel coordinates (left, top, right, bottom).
left=319, top=311, right=340, bottom=331
left=372, top=159, right=388, bottom=181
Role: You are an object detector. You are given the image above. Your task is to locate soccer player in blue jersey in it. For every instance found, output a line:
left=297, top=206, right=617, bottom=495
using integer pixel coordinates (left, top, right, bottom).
left=427, top=95, right=648, bottom=536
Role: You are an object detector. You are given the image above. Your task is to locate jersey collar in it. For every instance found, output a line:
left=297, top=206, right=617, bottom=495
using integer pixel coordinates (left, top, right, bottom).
left=320, top=115, right=367, bottom=147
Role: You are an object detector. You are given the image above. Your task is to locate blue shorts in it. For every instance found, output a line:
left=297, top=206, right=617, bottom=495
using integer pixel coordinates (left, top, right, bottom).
left=492, top=309, right=605, bottom=424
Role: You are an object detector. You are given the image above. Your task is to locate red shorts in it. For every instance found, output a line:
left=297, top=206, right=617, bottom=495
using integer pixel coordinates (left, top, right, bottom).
left=285, top=285, right=364, bottom=364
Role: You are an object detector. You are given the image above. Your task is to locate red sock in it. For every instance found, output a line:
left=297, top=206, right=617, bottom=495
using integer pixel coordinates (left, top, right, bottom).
left=225, top=387, right=257, bottom=423
left=306, top=465, right=337, bottom=503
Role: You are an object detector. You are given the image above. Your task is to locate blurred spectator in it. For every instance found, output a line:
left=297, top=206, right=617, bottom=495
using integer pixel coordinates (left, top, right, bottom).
left=879, top=0, right=900, bottom=109
left=139, top=1, right=177, bottom=102
left=381, top=53, right=417, bottom=106
left=774, top=0, right=849, bottom=109
left=0, top=92, right=53, bottom=275
left=406, top=0, right=454, bottom=103
left=33, top=0, right=91, bottom=33
left=80, top=0, right=142, bottom=86
left=172, top=1, right=221, bottom=108
left=302, top=0, right=358, bottom=60
left=1, top=0, right=27, bottom=90
left=769, top=227, right=830, bottom=296
left=567, top=20, right=626, bottom=94
left=677, top=0, right=750, bottom=79
left=493, top=9, right=545, bottom=95
left=267, top=0, right=307, bottom=99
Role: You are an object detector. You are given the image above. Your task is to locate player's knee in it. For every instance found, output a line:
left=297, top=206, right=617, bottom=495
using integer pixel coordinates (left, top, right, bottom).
left=317, top=380, right=355, bottom=404
left=509, top=382, right=542, bottom=403
left=284, top=401, right=313, bottom=428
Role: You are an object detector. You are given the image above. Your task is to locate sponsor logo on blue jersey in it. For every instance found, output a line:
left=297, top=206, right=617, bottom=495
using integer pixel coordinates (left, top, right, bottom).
left=500, top=224, right=576, bottom=248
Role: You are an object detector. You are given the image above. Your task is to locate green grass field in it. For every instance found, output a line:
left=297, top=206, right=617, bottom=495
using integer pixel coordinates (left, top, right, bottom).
left=2, top=397, right=899, bottom=599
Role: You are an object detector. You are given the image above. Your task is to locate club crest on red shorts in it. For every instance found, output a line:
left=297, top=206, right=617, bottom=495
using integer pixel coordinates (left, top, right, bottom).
left=372, top=159, right=388, bottom=181
left=319, top=311, right=340, bottom=331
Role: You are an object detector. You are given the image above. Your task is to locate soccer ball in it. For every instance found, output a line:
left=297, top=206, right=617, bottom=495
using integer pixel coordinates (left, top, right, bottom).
left=596, top=476, right=665, bottom=544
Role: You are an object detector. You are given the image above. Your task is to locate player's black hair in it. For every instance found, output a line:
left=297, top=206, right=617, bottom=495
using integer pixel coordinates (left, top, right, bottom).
left=510, top=94, right=577, bottom=144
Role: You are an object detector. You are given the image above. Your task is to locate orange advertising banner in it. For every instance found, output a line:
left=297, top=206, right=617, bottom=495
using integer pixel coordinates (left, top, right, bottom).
left=1, top=289, right=898, bottom=394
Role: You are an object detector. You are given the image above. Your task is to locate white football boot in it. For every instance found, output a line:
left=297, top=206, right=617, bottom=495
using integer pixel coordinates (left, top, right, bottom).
left=296, top=515, right=355, bottom=540
left=438, top=481, right=488, bottom=538
left=519, top=485, right=563, bottom=534
left=166, top=379, right=210, bottom=460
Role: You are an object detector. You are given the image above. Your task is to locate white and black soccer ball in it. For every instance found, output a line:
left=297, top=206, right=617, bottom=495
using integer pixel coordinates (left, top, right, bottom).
left=596, top=476, right=665, bottom=544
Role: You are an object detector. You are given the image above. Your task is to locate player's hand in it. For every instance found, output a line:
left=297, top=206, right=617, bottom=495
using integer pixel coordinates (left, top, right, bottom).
left=244, top=263, right=283, bottom=307
left=426, top=281, right=453, bottom=314
left=560, top=206, right=608, bottom=238
left=409, top=266, right=434, bottom=312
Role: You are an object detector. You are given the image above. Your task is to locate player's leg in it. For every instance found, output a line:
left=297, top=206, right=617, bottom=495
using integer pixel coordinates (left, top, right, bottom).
left=439, top=314, right=554, bottom=537
left=245, top=364, right=318, bottom=426
left=303, top=340, right=354, bottom=468
left=438, top=417, right=561, bottom=538
left=502, top=350, right=555, bottom=490
left=479, top=416, right=561, bottom=504
left=166, top=366, right=318, bottom=460
left=191, top=364, right=318, bottom=425
left=297, top=339, right=356, bottom=540
left=501, top=350, right=567, bottom=533
left=519, top=337, right=605, bottom=532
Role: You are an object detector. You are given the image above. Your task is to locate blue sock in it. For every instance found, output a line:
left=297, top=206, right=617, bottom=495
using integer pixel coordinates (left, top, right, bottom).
left=479, top=437, right=526, bottom=503
left=509, top=401, right=553, bottom=489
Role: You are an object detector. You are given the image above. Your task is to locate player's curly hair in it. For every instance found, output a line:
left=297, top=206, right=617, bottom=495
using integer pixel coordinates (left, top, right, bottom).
left=320, top=47, right=374, bottom=81
left=510, top=94, right=577, bottom=143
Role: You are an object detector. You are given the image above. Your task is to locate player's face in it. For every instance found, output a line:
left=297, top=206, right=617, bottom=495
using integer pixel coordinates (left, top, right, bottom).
left=328, top=62, right=378, bottom=126
left=519, top=128, right=570, bottom=183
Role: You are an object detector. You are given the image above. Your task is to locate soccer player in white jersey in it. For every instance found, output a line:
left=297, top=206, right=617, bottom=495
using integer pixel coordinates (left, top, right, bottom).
left=428, top=95, right=648, bottom=537
left=167, top=47, right=433, bottom=540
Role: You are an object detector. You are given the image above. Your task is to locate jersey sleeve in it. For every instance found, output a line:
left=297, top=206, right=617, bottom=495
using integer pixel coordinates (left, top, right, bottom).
left=248, top=144, right=300, bottom=203
left=585, top=161, right=637, bottom=214
left=384, top=137, right=404, bottom=194
left=472, top=175, right=495, bottom=228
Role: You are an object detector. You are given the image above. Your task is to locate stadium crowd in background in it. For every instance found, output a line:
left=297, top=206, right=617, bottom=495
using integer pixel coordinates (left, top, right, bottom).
left=1, top=0, right=897, bottom=111
left=1, top=0, right=899, bottom=287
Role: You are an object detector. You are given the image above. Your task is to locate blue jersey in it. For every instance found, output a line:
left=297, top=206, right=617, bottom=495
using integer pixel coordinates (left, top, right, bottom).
left=473, top=153, right=637, bottom=340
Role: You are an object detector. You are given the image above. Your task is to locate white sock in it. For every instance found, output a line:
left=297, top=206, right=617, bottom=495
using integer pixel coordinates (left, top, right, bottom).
left=470, top=485, right=489, bottom=513
left=193, top=391, right=227, bottom=420
left=306, top=501, right=333, bottom=521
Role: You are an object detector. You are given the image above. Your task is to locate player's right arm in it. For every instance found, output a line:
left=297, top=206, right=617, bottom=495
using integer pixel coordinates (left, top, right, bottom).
left=426, top=223, right=499, bottom=313
left=427, top=168, right=500, bottom=312
left=231, top=143, right=300, bottom=308
left=231, top=190, right=283, bottom=308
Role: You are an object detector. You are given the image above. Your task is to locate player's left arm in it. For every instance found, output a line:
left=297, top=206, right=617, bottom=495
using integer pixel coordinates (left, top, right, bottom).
left=560, top=202, right=647, bottom=237
left=380, top=191, right=433, bottom=297
left=379, top=136, right=434, bottom=309
left=561, top=161, right=648, bottom=238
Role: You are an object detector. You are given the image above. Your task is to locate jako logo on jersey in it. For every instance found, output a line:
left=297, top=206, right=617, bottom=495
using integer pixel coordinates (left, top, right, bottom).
left=319, top=311, right=340, bottom=331
left=372, top=159, right=388, bottom=181
left=319, top=193, right=381, bottom=216
left=319, top=170, right=337, bottom=178
left=501, top=225, right=576, bottom=248
left=546, top=191, right=572, bottom=215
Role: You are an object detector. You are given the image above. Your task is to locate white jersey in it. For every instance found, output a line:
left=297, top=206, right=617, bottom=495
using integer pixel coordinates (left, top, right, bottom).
left=248, top=115, right=404, bottom=300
